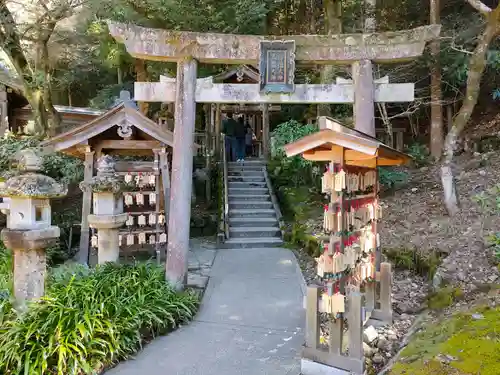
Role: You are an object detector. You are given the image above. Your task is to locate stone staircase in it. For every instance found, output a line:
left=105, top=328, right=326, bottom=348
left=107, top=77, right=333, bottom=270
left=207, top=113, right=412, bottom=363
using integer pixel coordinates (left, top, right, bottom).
left=224, top=159, right=283, bottom=249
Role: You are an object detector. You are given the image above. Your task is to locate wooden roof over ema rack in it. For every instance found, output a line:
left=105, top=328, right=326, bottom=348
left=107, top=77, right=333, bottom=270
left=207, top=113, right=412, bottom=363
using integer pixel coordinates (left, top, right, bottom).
left=284, top=117, right=411, bottom=168
left=42, top=99, right=199, bottom=159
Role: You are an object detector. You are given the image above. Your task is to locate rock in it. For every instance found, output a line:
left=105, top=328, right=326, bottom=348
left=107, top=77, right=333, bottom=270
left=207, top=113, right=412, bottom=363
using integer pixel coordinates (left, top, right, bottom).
left=363, top=342, right=374, bottom=357
left=411, top=188, right=418, bottom=193
left=463, top=159, right=481, bottom=171
left=377, top=337, right=392, bottom=352
left=479, top=170, right=487, bottom=176
left=388, top=334, right=398, bottom=341
left=372, top=354, right=385, bottom=364
left=471, top=313, right=484, bottom=320
left=363, top=325, right=379, bottom=344
left=419, top=167, right=429, bottom=172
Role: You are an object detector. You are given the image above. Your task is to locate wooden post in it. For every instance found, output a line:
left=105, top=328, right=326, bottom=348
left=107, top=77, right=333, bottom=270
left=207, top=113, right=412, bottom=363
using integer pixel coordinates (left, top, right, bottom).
left=347, top=286, right=365, bottom=374
left=262, top=103, right=270, bottom=159
left=446, top=104, right=453, bottom=132
left=215, top=104, right=221, bottom=157
left=166, top=57, right=197, bottom=290
left=305, top=286, right=320, bottom=350
left=372, top=262, right=393, bottom=323
left=329, top=158, right=344, bottom=354
left=352, top=60, right=375, bottom=137
left=77, top=148, right=94, bottom=264
left=159, top=148, right=170, bottom=222
left=0, top=86, right=8, bottom=136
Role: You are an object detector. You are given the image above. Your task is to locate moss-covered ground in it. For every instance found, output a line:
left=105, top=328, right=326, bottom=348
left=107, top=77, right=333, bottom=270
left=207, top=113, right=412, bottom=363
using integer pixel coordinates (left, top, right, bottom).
left=390, top=305, right=500, bottom=375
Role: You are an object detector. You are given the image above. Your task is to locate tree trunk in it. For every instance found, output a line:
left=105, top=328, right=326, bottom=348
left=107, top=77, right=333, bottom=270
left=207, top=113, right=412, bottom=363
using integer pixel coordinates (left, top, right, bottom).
left=318, top=0, right=342, bottom=117
left=441, top=16, right=498, bottom=215
left=430, top=0, right=443, bottom=159
left=364, top=0, right=376, bottom=32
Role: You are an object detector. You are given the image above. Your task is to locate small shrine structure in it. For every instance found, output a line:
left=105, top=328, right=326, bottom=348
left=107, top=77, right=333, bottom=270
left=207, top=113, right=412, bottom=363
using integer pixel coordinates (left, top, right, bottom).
left=42, top=96, right=197, bottom=265
left=284, top=116, right=410, bottom=375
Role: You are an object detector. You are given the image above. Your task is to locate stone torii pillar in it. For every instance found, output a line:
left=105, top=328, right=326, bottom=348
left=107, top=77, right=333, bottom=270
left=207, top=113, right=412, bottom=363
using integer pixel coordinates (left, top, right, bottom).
left=0, top=149, right=67, bottom=307
left=166, top=57, right=197, bottom=290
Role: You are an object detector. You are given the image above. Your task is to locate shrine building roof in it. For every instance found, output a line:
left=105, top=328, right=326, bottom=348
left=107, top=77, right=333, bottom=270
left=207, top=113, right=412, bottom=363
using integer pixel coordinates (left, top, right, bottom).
left=284, top=117, right=411, bottom=168
left=42, top=102, right=199, bottom=159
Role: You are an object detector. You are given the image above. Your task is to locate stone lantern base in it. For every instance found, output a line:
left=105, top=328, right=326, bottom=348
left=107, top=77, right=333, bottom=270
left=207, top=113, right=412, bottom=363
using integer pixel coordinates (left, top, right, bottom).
left=88, top=213, right=128, bottom=264
left=1, top=226, right=60, bottom=305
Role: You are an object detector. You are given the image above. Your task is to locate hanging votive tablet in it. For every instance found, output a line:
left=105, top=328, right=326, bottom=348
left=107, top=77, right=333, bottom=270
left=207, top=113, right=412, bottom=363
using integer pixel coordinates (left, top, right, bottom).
left=149, top=192, right=156, bottom=205
left=331, top=293, right=345, bottom=314
left=134, top=174, right=141, bottom=186
left=159, top=233, right=167, bottom=244
left=149, top=174, right=156, bottom=186
left=149, top=235, right=156, bottom=244
left=138, top=215, right=146, bottom=226
left=158, top=214, right=165, bottom=225
left=127, top=234, right=134, bottom=246
left=118, top=235, right=123, bottom=246
left=124, top=173, right=133, bottom=184
left=136, top=193, right=144, bottom=206
left=138, top=232, right=146, bottom=244
left=334, top=170, right=346, bottom=192
left=91, top=235, right=98, bottom=248
left=149, top=213, right=156, bottom=225
left=124, top=194, right=134, bottom=206
left=126, top=215, right=134, bottom=227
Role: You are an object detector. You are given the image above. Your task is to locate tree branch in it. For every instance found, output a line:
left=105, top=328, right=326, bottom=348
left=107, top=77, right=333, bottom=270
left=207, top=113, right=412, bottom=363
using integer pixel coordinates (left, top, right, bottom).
left=466, top=0, right=492, bottom=15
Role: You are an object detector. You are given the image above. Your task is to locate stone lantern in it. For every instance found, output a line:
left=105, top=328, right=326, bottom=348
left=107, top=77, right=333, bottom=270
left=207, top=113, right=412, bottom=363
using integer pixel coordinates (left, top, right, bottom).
left=80, top=155, right=127, bottom=264
left=0, top=149, right=67, bottom=305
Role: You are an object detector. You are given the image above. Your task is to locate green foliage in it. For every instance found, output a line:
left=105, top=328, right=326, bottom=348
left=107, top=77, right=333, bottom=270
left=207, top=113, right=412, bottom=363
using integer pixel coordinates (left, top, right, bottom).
left=0, top=262, right=199, bottom=375
left=405, top=143, right=430, bottom=168
left=473, top=184, right=500, bottom=263
left=378, top=167, right=409, bottom=189
left=0, top=134, right=83, bottom=185
left=270, top=120, right=322, bottom=188
left=0, top=244, right=12, bottom=297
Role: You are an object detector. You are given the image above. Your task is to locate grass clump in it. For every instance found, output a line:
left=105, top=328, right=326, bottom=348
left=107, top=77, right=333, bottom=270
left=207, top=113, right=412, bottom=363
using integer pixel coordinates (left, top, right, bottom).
left=384, top=247, right=442, bottom=280
left=390, top=306, right=500, bottom=375
left=0, top=262, right=199, bottom=375
left=427, top=286, right=464, bottom=310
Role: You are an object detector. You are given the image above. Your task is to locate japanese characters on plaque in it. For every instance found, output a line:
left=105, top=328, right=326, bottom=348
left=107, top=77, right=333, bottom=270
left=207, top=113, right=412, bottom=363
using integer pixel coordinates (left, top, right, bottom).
left=259, top=40, right=295, bottom=93
left=317, top=164, right=381, bottom=317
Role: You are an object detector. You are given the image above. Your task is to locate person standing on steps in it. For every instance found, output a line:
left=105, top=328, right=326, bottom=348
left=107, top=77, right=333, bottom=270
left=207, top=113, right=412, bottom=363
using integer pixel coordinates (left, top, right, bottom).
left=222, top=112, right=238, bottom=162
left=245, top=119, right=254, bottom=158
left=234, top=116, right=247, bottom=163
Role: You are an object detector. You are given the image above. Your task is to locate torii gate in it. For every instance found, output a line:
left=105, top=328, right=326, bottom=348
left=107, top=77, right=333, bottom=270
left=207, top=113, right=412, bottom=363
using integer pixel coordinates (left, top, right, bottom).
left=108, top=22, right=440, bottom=289
left=134, top=74, right=414, bottom=155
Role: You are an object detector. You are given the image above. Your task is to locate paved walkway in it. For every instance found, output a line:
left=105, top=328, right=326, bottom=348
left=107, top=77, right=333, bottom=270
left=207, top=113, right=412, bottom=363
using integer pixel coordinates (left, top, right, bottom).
left=107, top=247, right=306, bottom=375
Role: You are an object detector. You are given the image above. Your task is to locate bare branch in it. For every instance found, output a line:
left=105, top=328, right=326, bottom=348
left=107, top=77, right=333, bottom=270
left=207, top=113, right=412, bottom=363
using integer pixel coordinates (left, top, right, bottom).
left=466, top=0, right=492, bottom=15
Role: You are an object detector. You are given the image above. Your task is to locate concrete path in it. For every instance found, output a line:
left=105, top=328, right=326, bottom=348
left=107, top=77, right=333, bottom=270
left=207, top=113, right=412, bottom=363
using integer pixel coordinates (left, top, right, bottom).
left=107, top=247, right=306, bottom=375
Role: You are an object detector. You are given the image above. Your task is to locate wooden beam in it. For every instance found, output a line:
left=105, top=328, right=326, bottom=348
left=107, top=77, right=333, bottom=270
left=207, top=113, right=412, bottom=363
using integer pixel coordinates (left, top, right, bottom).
left=77, top=149, right=94, bottom=265
left=108, top=22, right=441, bottom=64
left=96, top=140, right=162, bottom=150
left=134, top=80, right=415, bottom=104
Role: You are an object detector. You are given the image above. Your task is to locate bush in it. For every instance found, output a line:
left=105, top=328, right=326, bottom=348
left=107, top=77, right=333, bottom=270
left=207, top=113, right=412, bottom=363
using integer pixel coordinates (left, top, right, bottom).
left=378, top=167, right=409, bottom=189
left=405, top=143, right=429, bottom=168
left=0, top=262, right=199, bottom=375
left=270, top=120, right=323, bottom=188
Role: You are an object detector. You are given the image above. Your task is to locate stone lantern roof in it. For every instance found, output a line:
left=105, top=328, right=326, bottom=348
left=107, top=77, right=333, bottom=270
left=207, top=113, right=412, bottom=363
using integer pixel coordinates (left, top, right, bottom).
left=79, top=155, right=125, bottom=194
left=0, top=149, right=67, bottom=199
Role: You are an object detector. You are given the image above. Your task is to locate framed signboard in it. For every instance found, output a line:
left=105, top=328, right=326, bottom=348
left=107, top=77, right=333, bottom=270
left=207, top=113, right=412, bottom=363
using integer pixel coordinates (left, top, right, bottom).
left=259, top=40, right=296, bottom=94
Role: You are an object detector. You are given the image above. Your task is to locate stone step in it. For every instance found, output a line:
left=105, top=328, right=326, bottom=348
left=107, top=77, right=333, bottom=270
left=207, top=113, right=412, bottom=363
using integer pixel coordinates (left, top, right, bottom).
left=229, top=226, right=281, bottom=238
left=228, top=175, right=265, bottom=182
left=229, top=201, right=274, bottom=210
left=222, top=237, right=283, bottom=249
left=227, top=170, right=263, bottom=176
left=229, top=208, right=276, bottom=218
left=228, top=181, right=267, bottom=188
left=229, top=194, right=271, bottom=202
left=228, top=160, right=265, bottom=167
left=230, top=217, right=279, bottom=227
left=228, top=187, right=268, bottom=194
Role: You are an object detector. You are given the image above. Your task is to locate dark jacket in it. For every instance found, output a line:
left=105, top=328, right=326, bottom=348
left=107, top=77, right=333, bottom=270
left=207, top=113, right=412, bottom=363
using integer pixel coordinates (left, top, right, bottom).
left=222, top=118, right=238, bottom=137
